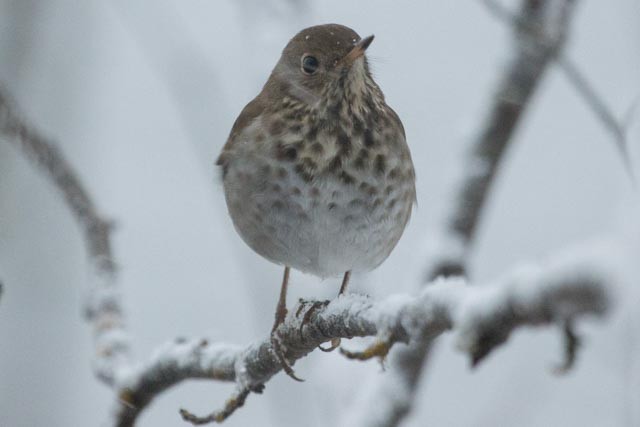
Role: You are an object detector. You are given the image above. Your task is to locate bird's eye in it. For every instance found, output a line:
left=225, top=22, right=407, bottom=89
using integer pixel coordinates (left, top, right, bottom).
left=301, top=55, right=319, bottom=75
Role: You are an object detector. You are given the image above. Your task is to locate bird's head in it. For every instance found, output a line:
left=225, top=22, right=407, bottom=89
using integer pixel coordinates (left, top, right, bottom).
left=267, top=24, right=376, bottom=107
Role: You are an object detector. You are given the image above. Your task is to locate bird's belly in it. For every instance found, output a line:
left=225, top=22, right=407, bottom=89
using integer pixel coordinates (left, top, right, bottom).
left=223, top=155, right=413, bottom=278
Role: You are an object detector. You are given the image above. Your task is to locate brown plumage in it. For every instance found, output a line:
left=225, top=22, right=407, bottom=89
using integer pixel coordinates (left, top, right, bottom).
left=217, top=24, right=416, bottom=374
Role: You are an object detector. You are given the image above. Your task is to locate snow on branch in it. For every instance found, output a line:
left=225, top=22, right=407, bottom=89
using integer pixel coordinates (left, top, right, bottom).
left=0, top=85, right=130, bottom=386
left=115, top=236, right=624, bottom=425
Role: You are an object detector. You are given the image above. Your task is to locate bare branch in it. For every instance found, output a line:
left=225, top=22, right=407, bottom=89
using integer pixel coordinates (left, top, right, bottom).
left=110, top=236, right=624, bottom=426
left=0, top=85, right=130, bottom=386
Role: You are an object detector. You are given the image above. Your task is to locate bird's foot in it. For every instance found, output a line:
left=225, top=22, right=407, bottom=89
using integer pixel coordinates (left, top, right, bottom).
left=270, top=323, right=304, bottom=382
left=296, top=299, right=340, bottom=351
left=318, top=338, right=341, bottom=352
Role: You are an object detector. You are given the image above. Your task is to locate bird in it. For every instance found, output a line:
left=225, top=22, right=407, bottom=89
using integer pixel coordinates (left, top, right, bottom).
left=217, top=23, right=416, bottom=378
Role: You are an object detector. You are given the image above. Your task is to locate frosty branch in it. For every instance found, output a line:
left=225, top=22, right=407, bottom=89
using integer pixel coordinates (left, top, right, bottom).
left=122, top=240, right=617, bottom=425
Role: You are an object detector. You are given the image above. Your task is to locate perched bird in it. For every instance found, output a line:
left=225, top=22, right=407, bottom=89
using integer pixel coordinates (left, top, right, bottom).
left=217, top=24, right=415, bottom=376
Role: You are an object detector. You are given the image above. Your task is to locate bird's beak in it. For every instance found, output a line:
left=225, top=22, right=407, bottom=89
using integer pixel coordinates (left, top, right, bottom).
left=341, top=35, right=375, bottom=65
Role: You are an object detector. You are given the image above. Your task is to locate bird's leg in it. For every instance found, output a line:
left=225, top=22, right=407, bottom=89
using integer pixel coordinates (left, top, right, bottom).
left=338, top=270, right=351, bottom=295
left=271, top=267, right=290, bottom=334
left=270, top=267, right=304, bottom=382
left=318, top=271, right=351, bottom=352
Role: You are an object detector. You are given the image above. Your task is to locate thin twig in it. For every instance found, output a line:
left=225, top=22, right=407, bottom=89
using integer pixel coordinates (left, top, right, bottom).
left=557, top=57, right=636, bottom=184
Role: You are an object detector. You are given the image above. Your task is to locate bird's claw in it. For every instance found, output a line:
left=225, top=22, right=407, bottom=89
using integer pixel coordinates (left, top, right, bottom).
left=318, top=338, right=341, bottom=352
left=270, top=329, right=304, bottom=382
left=297, top=299, right=330, bottom=340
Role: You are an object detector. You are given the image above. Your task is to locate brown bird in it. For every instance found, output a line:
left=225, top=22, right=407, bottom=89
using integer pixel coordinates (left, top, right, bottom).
left=217, top=24, right=415, bottom=377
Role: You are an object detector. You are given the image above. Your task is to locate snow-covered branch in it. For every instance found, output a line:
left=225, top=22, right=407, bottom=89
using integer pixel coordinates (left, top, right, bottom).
left=0, top=86, right=130, bottom=386
left=116, top=237, right=623, bottom=426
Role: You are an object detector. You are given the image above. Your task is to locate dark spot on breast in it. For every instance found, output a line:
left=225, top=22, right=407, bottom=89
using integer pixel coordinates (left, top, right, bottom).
left=300, top=157, right=318, bottom=172
left=353, top=148, right=370, bottom=170
left=388, top=167, right=400, bottom=180
left=277, top=167, right=289, bottom=179
left=331, top=190, right=341, bottom=199
left=336, top=131, right=351, bottom=156
left=306, top=126, right=319, bottom=141
left=311, top=142, right=324, bottom=154
left=384, top=185, right=395, bottom=196
left=285, top=109, right=305, bottom=121
left=260, top=164, right=272, bottom=176
left=353, top=118, right=364, bottom=136
left=255, top=133, right=266, bottom=143
left=339, top=172, right=355, bottom=185
left=328, top=156, right=342, bottom=173
left=328, top=202, right=337, bottom=211
left=358, top=182, right=379, bottom=197
left=310, top=187, right=320, bottom=197
left=269, top=120, right=285, bottom=136
left=328, top=102, right=341, bottom=118
left=364, top=129, right=375, bottom=147
left=343, top=214, right=355, bottom=223
left=294, top=164, right=314, bottom=183
left=271, top=183, right=282, bottom=193
left=272, top=200, right=285, bottom=211
left=374, top=154, right=387, bottom=175
left=372, top=198, right=382, bottom=209
left=276, top=142, right=298, bottom=161
left=387, top=198, right=397, bottom=210
left=365, top=97, right=380, bottom=122
left=289, top=123, right=302, bottom=133
left=290, top=187, right=301, bottom=196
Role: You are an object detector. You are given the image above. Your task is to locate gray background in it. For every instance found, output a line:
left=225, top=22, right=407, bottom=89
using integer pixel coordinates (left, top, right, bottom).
left=1, top=1, right=639, bottom=426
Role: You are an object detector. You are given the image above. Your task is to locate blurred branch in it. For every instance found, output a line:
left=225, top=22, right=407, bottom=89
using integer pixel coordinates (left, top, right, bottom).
left=341, top=1, right=580, bottom=426
left=116, top=238, right=618, bottom=426
left=0, top=85, right=130, bottom=385
left=557, top=57, right=636, bottom=183
left=483, top=0, right=636, bottom=183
